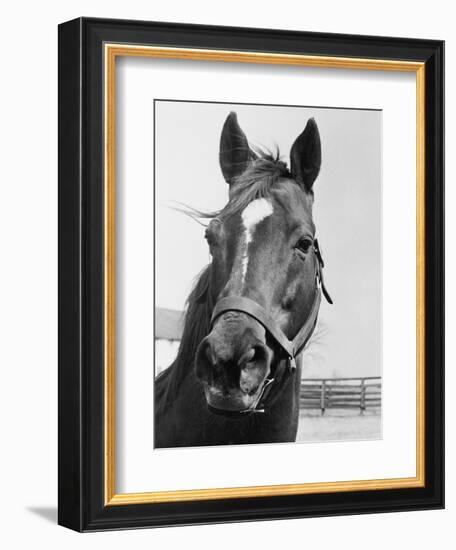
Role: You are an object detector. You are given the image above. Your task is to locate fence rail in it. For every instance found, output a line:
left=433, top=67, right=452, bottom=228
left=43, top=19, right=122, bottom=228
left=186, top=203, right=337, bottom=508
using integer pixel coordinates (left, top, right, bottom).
left=300, top=377, right=381, bottom=414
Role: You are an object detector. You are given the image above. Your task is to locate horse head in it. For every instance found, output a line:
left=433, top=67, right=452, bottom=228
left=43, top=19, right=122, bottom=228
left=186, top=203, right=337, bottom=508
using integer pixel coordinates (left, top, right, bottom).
left=195, top=112, right=331, bottom=415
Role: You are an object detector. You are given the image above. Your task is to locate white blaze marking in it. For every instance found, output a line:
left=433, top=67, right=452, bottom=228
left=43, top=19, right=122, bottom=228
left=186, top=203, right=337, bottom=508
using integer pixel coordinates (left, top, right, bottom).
left=240, top=198, right=273, bottom=286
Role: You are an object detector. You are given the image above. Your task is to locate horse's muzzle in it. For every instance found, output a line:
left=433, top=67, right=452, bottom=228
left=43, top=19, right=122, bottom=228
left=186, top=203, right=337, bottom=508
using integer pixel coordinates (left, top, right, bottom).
left=195, top=312, right=272, bottom=413
left=202, top=383, right=262, bottom=413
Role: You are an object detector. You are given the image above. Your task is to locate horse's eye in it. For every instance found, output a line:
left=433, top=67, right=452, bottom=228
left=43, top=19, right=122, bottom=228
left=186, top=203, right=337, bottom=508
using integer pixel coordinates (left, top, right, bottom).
left=295, top=237, right=313, bottom=255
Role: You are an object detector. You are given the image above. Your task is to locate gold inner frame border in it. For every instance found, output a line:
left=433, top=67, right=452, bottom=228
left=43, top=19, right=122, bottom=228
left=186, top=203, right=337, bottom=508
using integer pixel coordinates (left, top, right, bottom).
left=103, top=44, right=425, bottom=506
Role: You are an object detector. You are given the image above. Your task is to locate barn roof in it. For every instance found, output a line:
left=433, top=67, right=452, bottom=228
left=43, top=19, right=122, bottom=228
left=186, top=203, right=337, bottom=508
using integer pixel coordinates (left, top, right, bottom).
left=155, top=308, right=184, bottom=341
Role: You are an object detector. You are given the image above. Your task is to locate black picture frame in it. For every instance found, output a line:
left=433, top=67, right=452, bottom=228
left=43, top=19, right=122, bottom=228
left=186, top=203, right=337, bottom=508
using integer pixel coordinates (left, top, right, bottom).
left=58, top=17, right=444, bottom=531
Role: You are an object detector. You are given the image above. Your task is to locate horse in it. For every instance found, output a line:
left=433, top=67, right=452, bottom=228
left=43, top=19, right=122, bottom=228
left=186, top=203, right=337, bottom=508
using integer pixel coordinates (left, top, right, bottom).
left=155, top=111, right=332, bottom=448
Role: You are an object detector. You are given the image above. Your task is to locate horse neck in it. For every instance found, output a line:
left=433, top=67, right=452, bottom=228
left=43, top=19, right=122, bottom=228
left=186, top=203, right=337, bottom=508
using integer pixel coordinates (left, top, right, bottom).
left=287, top=356, right=303, bottom=404
left=265, top=355, right=302, bottom=419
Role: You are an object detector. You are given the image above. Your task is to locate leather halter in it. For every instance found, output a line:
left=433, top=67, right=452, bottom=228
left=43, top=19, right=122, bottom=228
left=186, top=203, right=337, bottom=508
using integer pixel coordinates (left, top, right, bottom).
left=209, top=239, right=332, bottom=415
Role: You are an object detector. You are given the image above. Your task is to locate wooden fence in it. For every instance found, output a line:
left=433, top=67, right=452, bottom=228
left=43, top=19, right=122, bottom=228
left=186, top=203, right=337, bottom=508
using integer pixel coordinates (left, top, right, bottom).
left=300, top=377, right=381, bottom=414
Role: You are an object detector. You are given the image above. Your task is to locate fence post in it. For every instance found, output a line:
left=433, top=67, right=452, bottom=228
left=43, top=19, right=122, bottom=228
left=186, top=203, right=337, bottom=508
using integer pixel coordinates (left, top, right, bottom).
left=360, top=378, right=366, bottom=414
left=321, top=380, right=326, bottom=415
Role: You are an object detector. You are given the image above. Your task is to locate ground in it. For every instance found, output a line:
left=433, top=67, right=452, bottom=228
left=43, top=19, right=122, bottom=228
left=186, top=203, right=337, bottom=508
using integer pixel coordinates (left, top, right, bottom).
left=297, top=409, right=382, bottom=443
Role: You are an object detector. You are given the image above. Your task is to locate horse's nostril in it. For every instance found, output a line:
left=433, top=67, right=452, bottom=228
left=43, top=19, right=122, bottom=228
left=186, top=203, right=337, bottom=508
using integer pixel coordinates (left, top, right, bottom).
left=240, top=344, right=268, bottom=368
left=195, top=338, right=215, bottom=382
left=196, top=332, right=270, bottom=398
left=239, top=347, right=256, bottom=366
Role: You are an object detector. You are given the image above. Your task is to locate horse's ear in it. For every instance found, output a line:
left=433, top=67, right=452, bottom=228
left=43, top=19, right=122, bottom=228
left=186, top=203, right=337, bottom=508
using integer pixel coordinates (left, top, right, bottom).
left=219, top=112, right=252, bottom=185
left=290, top=118, right=321, bottom=191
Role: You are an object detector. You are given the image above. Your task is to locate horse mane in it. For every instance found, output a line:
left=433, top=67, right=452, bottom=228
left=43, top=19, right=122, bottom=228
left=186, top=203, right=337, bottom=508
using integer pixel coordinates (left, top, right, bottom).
left=156, top=264, right=214, bottom=411
left=156, top=148, right=295, bottom=411
left=178, top=147, right=292, bottom=223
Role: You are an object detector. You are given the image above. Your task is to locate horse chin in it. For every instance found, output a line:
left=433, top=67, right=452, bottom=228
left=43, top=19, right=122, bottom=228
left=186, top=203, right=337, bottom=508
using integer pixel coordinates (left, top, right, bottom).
left=203, top=384, right=261, bottom=414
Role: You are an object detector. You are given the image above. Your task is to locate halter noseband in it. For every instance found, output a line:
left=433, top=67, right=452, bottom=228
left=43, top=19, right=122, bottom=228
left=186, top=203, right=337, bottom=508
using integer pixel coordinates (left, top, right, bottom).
left=208, top=239, right=332, bottom=416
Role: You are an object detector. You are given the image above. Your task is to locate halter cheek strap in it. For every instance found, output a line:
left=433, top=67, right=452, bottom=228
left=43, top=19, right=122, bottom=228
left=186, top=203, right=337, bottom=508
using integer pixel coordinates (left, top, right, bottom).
left=209, top=239, right=332, bottom=415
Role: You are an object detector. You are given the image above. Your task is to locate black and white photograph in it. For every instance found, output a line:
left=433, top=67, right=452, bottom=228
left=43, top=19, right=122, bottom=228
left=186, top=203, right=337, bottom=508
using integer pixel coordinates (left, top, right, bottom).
left=154, top=100, right=382, bottom=448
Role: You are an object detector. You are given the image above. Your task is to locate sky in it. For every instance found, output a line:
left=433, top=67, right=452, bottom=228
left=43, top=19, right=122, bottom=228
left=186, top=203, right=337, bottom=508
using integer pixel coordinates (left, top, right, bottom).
left=155, top=100, right=382, bottom=377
